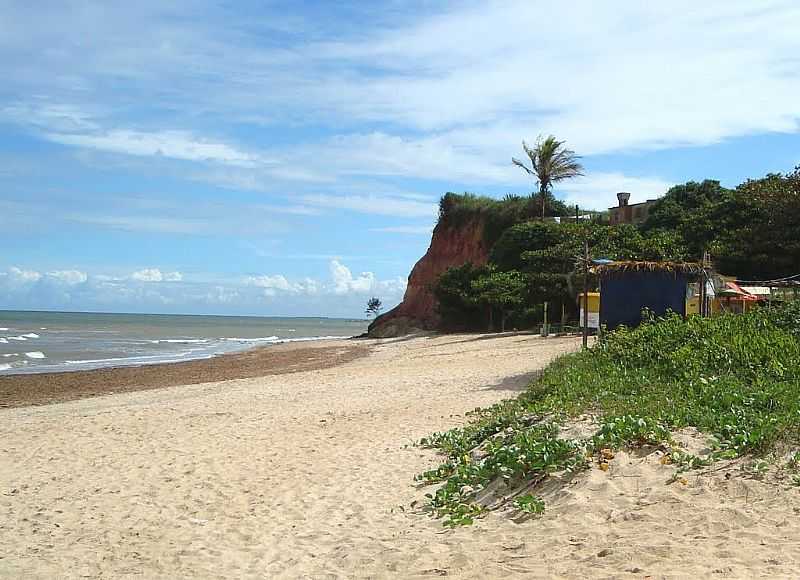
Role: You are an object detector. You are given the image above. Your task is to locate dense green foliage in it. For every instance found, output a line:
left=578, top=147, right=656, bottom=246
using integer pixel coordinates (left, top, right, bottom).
left=433, top=167, right=800, bottom=330
left=470, top=269, right=527, bottom=332
left=642, top=168, right=800, bottom=279
left=433, top=263, right=491, bottom=331
left=418, top=304, right=800, bottom=526
left=438, top=192, right=572, bottom=246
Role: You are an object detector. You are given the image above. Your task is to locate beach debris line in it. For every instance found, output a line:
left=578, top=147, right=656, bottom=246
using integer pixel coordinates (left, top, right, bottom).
left=415, top=301, right=800, bottom=526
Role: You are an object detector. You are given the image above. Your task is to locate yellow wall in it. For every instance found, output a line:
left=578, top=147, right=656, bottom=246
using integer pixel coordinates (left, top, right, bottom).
left=577, top=292, right=600, bottom=313
left=687, top=297, right=724, bottom=316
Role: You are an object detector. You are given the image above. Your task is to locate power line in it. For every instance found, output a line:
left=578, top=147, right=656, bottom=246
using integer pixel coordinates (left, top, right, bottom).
left=736, top=273, right=800, bottom=285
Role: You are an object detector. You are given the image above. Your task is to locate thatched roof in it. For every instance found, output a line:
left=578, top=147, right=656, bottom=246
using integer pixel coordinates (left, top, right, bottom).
left=594, top=261, right=703, bottom=278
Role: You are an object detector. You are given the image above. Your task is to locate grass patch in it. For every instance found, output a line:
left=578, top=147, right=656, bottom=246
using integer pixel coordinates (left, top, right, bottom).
left=417, top=302, right=800, bottom=525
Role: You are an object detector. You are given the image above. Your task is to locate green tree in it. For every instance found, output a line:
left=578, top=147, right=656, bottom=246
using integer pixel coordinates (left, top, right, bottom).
left=512, top=135, right=584, bottom=219
left=641, top=172, right=800, bottom=277
left=713, top=168, right=800, bottom=278
left=471, top=269, right=527, bottom=332
left=491, top=220, right=566, bottom=271
left=434, top=263, right=489, bottom=331
left=641, top=180, right=731, bottom=258
left=365, top=297, right=383, bottom=318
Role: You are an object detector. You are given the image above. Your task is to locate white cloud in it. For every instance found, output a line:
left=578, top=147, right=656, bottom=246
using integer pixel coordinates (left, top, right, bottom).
left=45, top=129, right=265, bottom=167
left=8, top=2, right=796, bottom=191
left=0, top=261, right=406, bottom=317
left=2, top=103, right=100, bottom=133
left=68, top=214, right=210, bottom=235
left=58, top=195, right=295, bottom=236
left=298, top=132, right=518, bottom=184
left=8, top=267, right=42, bottom=283
left=558, top=173, right=675, bottom=211
left=246, top=274, right=293, bottom=291
left=244, top=274, right=317, bottom=296
left=244, top=260, right=405, bottom=299
left=163, top=271, right=183, bottom=282
left=314, top=1, right=800, bottom=153
left=330, top=260, right=375, bottom=295
left=300, top=193, right=437, bottom=219
left=205, top=285, right=240, bottom=305
left=329, top=259, right=406, bottom=296
left=46, top=270, right=88, bottom=285
left=130, top=268, right=183, bottom=283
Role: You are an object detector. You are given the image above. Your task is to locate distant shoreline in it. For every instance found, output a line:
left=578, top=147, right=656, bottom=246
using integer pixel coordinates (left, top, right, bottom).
left=0, top=339, right=369, bottom=409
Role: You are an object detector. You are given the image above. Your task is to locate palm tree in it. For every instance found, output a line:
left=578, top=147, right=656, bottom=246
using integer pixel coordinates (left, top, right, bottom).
left=512, top=135, right=584, bottom=219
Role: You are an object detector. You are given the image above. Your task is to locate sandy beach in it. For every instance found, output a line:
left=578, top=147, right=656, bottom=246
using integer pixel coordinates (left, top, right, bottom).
left=2, top=333, right=800, bottom=579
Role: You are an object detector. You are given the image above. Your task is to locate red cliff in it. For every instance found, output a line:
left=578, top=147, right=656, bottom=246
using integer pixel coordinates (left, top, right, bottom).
left=368, top=219, right=490, bottom=337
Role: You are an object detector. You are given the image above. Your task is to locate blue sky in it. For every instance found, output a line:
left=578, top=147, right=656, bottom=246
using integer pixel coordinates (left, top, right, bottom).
left=1, top=0, right=799, bottom=317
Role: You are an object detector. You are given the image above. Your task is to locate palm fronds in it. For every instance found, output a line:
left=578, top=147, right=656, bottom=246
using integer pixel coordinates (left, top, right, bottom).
left=512, top=135, right=584, bottom=218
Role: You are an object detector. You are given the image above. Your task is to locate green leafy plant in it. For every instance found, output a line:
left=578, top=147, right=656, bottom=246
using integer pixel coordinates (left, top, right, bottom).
left=417, top=304, right=800, bottom=526
left=514, top=494, right=545, bottom=515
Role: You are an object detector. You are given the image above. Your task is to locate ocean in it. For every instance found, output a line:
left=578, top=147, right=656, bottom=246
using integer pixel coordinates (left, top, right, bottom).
left=0, top=310, right=368, bottom=375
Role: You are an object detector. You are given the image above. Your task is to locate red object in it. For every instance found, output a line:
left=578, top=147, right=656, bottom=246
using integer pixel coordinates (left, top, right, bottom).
left=725, top=282, right=760, bottom=301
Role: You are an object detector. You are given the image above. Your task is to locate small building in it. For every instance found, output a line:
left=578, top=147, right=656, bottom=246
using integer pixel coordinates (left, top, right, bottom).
left=596, top=261, right=703, bottom=329
left=739, top=286, right=772, bottom=298
left=717, top=281, right=761, bottom=314
left=608, top=192, right=658, bottom=225
left=577, top=291, right=600, bottom=329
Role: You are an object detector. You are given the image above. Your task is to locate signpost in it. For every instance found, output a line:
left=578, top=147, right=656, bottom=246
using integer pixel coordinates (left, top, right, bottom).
left=582, top=238, right=589, bottom=349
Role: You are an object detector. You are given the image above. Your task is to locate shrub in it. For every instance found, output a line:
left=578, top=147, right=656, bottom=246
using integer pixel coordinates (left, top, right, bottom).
left=418, top=304, right=800, bottom=525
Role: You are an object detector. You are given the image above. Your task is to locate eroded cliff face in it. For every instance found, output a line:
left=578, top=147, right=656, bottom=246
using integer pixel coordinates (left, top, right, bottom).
left=368, top=219, right=489, bottom=337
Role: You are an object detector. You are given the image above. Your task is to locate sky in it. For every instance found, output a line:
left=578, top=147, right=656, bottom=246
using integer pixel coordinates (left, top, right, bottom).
left=1, top=0, right=799, bottom=317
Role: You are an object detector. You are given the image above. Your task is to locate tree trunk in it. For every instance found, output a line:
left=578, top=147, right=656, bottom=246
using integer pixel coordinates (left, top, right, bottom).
left=487, top=304, right=493, bottom=332
left=541, top=184, right=547, bottom=218
left=500, top=309, right=506, bottom=332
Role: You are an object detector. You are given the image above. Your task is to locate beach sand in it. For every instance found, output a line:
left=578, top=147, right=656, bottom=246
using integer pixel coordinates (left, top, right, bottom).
left=2, top=333, right=800, bottom=579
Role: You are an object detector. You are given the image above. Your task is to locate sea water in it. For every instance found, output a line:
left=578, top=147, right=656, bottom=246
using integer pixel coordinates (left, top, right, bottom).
left=0, top=310, right=367, bottom=375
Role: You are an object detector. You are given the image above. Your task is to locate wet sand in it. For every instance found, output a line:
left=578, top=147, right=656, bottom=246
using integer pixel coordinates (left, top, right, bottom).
left=0, top=339, right=368, bottom=409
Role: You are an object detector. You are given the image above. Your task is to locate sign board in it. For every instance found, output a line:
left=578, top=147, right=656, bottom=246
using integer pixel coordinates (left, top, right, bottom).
left=580, top=309, right=599, bottom=329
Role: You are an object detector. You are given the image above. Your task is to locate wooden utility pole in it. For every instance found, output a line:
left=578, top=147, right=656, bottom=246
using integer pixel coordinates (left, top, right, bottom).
left=700, top=251, right=711, bottom=317
left=582, top=237, right=589, bottom=349
left=699, top=268, right=706, bottom=317
left=543, top=301, right=549, bottom=337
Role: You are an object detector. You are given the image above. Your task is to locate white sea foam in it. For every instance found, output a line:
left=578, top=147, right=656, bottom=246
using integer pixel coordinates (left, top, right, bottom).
left=22, top=333, right=40, bottom=339
left=7, top=336, right=27, bottom=341
left=64, top=349, right=203, bottom=366
left=2, top=353, right=20, bottom=357
left=0, top=327, right=8, bottom=331
left=223, top=336, right=281, bottom=343
left=0, top=338, right=7, bottom=344
left=148, top=339, right=209, bottom=344
left=223, top=334, right=350, bottom=345
left=0, top=364, right=11, bottom=371
left=279, top=335, right=352, bottom=343
left=25, top=351, right=46, bottom=359
left=65, top=354, right=178, bottom=365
